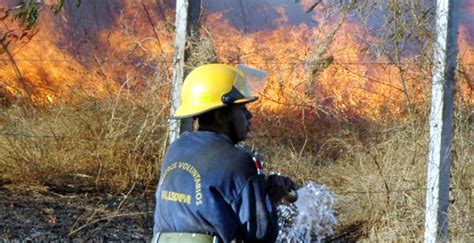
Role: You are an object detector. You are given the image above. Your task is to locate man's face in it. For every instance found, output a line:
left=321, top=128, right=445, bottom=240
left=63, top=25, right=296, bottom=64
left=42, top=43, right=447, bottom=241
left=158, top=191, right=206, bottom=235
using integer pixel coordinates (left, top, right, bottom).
left=231, top=104, right=253, bottom=142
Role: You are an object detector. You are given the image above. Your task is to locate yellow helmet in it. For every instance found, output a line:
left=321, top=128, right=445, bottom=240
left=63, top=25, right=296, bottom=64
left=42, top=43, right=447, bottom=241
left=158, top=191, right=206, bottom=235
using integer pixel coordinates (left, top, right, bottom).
left=173, top=64, right=259, bottom=119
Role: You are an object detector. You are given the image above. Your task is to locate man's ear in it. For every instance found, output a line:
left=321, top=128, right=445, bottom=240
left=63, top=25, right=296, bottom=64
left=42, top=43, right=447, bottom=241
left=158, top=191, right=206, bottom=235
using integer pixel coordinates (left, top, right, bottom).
left=213, top=109, right=228, bottom=127
left=214, top=107, right=236, bottom=134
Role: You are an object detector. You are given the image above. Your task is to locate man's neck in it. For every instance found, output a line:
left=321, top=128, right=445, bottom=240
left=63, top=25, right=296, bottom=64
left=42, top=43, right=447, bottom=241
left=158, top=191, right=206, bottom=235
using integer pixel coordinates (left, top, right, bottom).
left=197, top=125, right=227, bottom=136
left=198, top=126, right=238, bottom=144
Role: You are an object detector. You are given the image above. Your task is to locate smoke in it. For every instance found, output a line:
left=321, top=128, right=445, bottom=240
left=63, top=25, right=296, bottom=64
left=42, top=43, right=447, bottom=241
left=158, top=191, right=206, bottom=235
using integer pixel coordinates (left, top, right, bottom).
left=203, top=0, right=317, bottom=33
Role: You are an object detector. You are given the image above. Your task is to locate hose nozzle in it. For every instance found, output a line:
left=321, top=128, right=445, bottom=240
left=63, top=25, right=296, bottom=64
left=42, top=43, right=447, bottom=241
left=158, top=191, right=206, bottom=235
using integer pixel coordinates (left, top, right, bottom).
left=285, top=189, right=298, bottom=203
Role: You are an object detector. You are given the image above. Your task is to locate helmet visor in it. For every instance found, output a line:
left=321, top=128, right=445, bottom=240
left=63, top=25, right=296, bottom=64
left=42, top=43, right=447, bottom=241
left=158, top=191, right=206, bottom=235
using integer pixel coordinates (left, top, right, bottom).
left=234, top=64, right=267, bottom=99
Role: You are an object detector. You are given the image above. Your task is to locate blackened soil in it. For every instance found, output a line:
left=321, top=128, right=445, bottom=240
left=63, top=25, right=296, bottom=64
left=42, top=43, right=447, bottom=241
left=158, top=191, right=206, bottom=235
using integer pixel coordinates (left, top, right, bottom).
left=0, top=187, right=154, bottom=242
left=0, top=182, right=366, bottom=242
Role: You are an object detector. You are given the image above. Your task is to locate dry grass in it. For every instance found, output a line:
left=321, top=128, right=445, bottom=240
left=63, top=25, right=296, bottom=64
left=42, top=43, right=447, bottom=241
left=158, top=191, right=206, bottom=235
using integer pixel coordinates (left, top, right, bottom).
left=0, top=92, right=169, bottom=191
left=251, top=108, right=473, bottom=241
left=0, top=91, right=472, bottom=241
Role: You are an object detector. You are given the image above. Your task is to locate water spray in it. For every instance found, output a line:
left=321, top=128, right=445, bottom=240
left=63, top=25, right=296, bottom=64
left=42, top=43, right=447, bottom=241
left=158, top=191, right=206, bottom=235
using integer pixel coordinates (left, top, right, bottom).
left=243, top=146, right=337, bottom=241
left=277, top=181, right=337, bottom=243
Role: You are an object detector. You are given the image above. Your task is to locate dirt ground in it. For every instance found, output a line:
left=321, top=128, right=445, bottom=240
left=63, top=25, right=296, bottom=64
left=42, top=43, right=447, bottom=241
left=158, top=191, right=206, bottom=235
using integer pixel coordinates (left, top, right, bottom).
left=0, top=180, right=364, bottom=242
left=0, top=182, right=155, bottom=242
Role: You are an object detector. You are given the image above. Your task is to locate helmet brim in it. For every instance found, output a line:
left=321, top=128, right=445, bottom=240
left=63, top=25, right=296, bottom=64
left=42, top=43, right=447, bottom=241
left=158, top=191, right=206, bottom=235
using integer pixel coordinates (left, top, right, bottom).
left=172, top=96, right=258, bottom=119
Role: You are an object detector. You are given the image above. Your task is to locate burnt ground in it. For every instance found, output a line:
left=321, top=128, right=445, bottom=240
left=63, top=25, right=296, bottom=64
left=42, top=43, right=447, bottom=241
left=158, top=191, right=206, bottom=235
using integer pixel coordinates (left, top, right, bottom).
left=0, top=182, right=155, bottom=242
left=0, top=180, right=366, bottom=242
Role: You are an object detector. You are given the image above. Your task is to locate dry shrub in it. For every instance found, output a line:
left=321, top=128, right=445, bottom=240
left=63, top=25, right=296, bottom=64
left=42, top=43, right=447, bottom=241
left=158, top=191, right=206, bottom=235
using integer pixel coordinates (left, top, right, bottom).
left=248, top=107, right=472, bottom=241
left=185, top=26, right=218, bottom=71
left=0, top=85, right=470, bottom=241
left=0, top=93, right=169, bottom=191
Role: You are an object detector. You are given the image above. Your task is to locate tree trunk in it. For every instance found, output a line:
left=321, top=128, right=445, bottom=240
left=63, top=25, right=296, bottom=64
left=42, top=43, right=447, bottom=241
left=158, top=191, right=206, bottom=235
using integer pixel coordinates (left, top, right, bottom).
left=168, top=0, right=201, bottom=144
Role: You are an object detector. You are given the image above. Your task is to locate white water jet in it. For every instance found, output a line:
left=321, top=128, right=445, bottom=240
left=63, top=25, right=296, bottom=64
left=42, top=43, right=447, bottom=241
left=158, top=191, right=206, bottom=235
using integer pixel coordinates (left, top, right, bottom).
left=277, top=181, right=337, bottom=242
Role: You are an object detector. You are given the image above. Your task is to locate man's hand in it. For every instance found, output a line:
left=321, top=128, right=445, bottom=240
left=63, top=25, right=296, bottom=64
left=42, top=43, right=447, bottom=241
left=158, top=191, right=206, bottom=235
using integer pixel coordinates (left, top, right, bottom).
left=265, top=174, right=296, bottom=204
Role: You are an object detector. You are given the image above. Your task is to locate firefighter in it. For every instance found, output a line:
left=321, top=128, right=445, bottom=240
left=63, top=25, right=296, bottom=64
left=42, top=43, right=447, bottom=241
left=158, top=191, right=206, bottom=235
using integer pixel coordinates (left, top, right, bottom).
left=153, top=64, right=295, bottom=243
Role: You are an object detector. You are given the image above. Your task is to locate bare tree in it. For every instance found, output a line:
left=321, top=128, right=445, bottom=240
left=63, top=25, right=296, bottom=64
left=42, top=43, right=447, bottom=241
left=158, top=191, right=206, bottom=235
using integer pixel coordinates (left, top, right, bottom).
left=352, top=0, right=436, bottom=115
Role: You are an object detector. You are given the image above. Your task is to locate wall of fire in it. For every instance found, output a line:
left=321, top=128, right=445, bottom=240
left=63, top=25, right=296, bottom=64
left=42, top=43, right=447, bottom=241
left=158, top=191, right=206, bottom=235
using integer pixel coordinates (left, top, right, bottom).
left=0, top=0, right=472, bottom=121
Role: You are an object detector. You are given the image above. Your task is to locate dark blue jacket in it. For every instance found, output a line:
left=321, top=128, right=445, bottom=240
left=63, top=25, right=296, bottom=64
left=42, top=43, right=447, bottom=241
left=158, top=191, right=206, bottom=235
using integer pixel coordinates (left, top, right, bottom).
left=153, top=131, right=278, bottom=242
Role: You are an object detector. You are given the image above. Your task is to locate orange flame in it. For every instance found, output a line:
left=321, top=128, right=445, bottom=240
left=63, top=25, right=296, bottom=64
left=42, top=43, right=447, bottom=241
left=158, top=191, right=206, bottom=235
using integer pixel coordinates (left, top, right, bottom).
left=0, top=0, right=174, bottom=105
left=0, top=1, right=472, bottom=121
left=205, top=2, right=473, bottom=121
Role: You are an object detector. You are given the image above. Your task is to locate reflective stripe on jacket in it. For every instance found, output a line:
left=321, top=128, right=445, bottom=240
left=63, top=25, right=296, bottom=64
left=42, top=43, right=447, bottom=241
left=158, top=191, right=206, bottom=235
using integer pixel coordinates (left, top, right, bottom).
left=153, top=131, right=278, bottom=242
